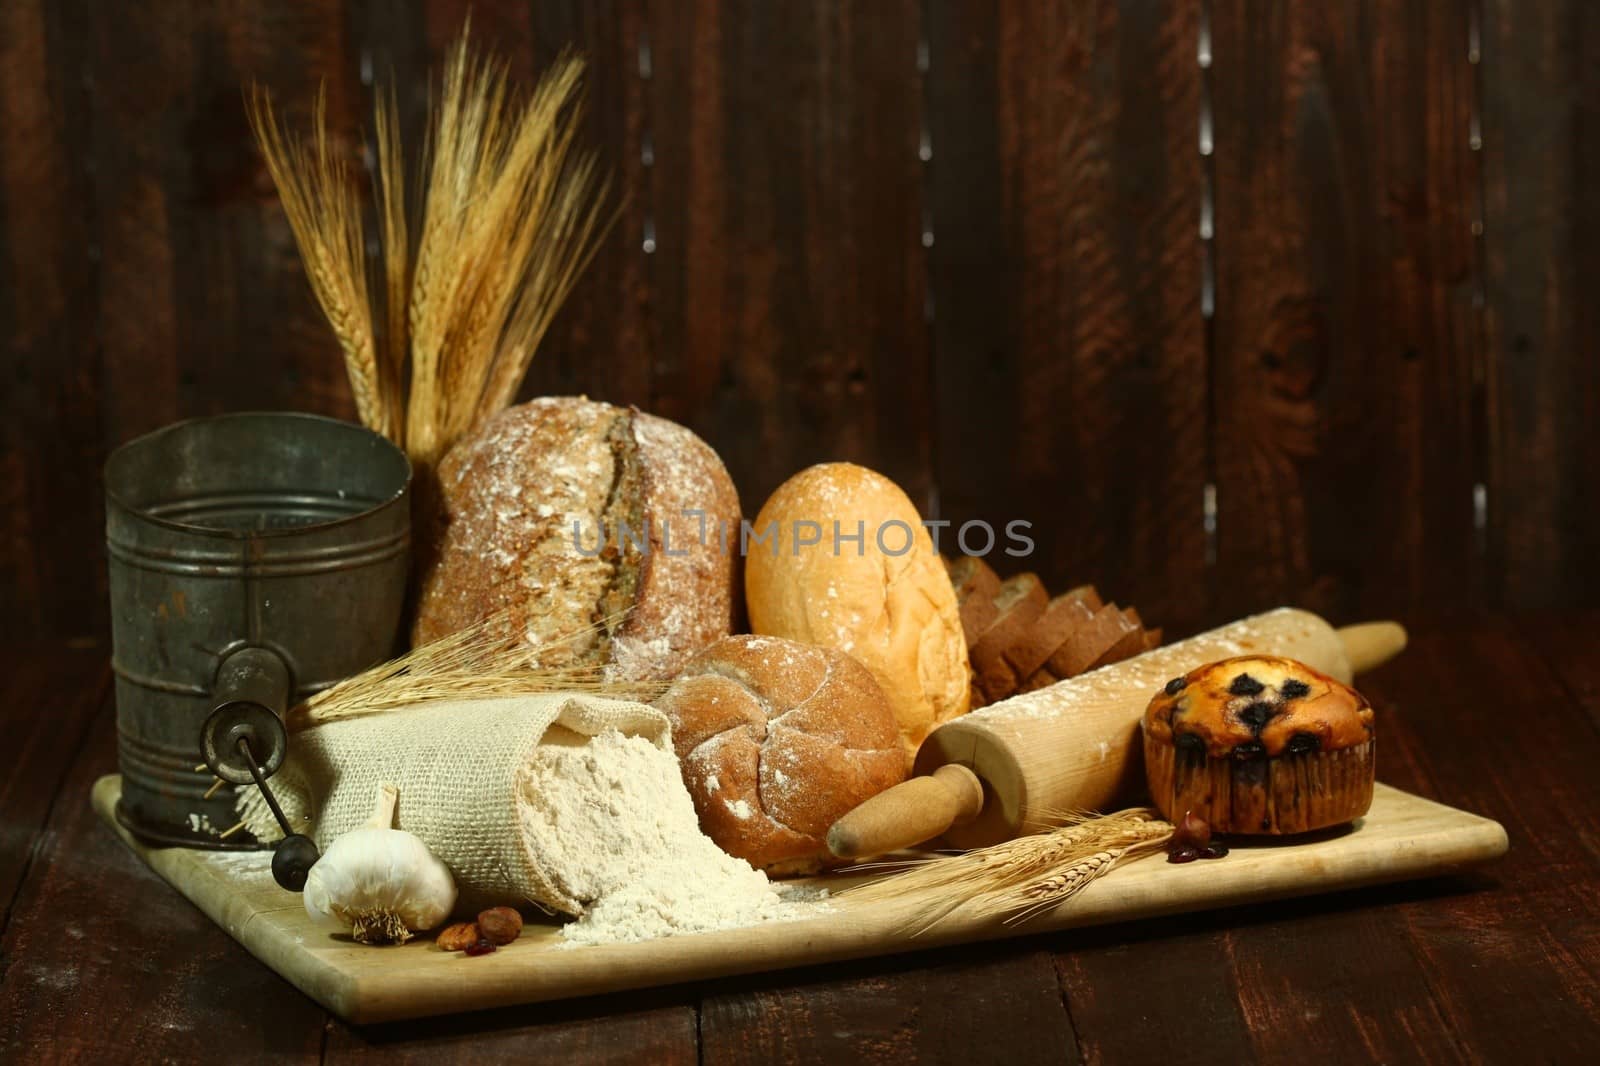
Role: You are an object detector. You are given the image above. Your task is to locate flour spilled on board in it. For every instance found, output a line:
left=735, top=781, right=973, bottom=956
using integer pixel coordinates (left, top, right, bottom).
left=518, top=728, right=830, bottom=947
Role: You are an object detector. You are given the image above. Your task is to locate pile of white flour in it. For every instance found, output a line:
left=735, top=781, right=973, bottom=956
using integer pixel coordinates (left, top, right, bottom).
left=518, top=727, right=828, bottom=946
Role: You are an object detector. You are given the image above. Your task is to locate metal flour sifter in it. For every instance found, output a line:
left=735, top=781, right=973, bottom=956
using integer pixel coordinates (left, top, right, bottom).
left=104, top=412, right=411, bottom=889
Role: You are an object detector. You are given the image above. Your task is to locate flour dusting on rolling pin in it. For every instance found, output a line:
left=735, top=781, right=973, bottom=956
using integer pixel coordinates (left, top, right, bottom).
left=828, top=608, right=1406, bottom=856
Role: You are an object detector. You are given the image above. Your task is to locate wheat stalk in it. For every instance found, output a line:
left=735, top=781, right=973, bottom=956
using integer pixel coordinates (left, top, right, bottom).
left=372, top=81, right=410, bottom=445
left=251, top=22, right=611, bottom=472
left=842, top=808, right=1173, bottom=934
left=292, top=606, right=665, bottom=731
left=247, top=87, right=383, bottom=434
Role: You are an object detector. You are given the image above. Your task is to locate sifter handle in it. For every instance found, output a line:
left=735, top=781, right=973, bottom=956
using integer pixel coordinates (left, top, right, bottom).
left=197, top=646, right=319, bottom=891
left=200, top=645, right=291, bottom=785
left=827, top=763, right=985, bottom=861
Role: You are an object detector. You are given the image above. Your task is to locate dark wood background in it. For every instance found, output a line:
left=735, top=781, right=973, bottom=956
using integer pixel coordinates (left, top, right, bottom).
left=3, top=0, right=1596, bottom=643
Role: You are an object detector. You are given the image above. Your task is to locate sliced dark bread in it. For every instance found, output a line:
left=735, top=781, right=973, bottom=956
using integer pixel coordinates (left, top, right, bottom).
left=1087, top=607, right=1147, bottom=669
left=1046, top=603, right=1135, bottom=679
left=968, top=572, right=1047, bottom=699
left=1142, top=627, right=1164, bottom=651
left=1066, top=583, right=1104, bottom=613
left=1019, top=667, right=1059, bottom=693
left=1002, top=586, right=1101, bottom=683
left=946, top=555, right=1002, bottom=645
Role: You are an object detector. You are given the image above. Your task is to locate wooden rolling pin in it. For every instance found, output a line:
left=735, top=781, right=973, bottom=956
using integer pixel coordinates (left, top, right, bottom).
left=827, top=608, right=1406, bottom=858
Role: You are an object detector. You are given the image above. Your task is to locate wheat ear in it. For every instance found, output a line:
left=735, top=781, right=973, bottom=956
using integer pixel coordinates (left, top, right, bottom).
left=247, top=86, right=385, bottom=435
left=293, top=606, right=665, bottom=730
left=842, top=808, right=1173, bottom=933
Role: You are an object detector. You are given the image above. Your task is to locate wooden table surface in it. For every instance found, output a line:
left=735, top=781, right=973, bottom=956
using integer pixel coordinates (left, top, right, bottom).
left=1, top=615, right=1597, bottom=1064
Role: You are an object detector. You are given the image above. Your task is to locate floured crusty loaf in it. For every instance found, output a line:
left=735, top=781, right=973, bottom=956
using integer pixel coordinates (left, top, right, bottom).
left=655, top=635, right=906, bottom=875
left=413, top=397, right=741, bottom=681
left=745, top=463, right=970, bottom=767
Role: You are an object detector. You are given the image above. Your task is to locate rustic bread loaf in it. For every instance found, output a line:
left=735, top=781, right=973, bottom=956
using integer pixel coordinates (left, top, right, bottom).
left=655, top=635, right=906, bottom=874
left=413, top=397, right=741, bottom=681
left=745, top=463, right=970, bottom=767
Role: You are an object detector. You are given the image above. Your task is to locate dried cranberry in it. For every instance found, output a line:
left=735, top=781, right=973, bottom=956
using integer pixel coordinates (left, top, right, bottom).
left=464, top=939, right=497, bottom=957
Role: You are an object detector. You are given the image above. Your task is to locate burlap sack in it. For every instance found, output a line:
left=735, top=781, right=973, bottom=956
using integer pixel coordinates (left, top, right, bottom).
left=237, top=693, right=671, bottom=915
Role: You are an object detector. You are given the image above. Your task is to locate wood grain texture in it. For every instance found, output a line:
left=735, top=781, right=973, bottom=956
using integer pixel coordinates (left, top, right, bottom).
left=0, top=0, right=103, bottom=641
left=370, top=0, right=654, bottom=410
left=0, top=641, right=107, bottom=937
left=1210, top=0, right=1480, bottom=624
left=0, top=694, right=326, bottom=1064
left=88, top=0, right=364, bottom=451
left=1481, top=0, right=1600, bottom=609
left=86, top=773, right=1505, bottom=1025
left=4, top=621, right=1600, bottom=1059
left=1052, top=617, right=1600, bottom=1065
left=325, top=991, right=698, bottom=1065
left=1349, top=619, right=1600, bottom=1061
left=697, top=949, right=1079, bottom=1066
left=647, top=0, right=932, bottom=515
left=928, top=0, right=1208, bottom=631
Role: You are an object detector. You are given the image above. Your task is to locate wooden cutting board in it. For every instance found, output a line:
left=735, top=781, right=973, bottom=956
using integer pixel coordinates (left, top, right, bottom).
left=92, top=775, right=1505, bottom=1025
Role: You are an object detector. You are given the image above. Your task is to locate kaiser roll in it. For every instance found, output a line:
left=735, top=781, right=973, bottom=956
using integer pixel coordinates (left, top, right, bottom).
left=744, top=462, right=971, bottom=766
left=655, top=635, right=906, bottom=875
left=413, top=396, right=741, bottom=681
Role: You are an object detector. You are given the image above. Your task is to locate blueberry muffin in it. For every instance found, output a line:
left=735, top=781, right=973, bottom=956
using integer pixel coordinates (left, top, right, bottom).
left=1141, top=655, right=1375, bottom=834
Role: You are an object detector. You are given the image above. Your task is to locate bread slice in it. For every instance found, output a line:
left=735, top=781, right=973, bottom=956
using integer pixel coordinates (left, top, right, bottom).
left=969, top=573, right=1047, bottom=699
left=1019, top=667, right=1059, bottom=694
left=1046, top=603, right=1136, bottom=679
left=1087, top=608, right=1147, bottom=670
left=1065, top=583, right=1104, bottom=613
left=1002, top=588, right=1100, bottom=684
left=946, top=555, right=1001, bottom=645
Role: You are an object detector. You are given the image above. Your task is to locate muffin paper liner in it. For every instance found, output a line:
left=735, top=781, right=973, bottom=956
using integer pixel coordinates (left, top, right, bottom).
left=1143, top=735, right=1375, bottom=834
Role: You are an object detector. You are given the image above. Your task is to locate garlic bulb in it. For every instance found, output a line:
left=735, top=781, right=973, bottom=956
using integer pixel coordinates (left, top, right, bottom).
left=303, top=783, right=457, bottom=945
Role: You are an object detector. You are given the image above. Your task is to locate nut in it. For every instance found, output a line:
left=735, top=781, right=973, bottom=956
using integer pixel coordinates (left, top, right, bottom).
left=476, top=906, right=523, bottom=946
left=436, top=922, right=480, bottom=952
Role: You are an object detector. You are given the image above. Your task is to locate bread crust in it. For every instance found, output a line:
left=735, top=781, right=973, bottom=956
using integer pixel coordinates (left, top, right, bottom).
left=744, top=463, right=971, bottom=767
left=655, top=635, right=906, bottom=874
left=968, top=573, right=1047, bottom=700
left=947, top=555, right=1001, bottom=643
left=413, top=397, right=740, bottom=680
left=1001, top=588, right=1099, bottom=683
left=1046, top=603, right=1134, bottom=678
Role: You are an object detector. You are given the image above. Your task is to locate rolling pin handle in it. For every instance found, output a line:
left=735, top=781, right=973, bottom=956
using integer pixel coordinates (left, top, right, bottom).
left=827, top=763, right=985, bottom=861
left=1337, top=621, right=1408, bottom=674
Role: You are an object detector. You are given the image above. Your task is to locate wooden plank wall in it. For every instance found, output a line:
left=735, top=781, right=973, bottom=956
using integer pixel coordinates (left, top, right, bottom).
left=1, top=0, right=1596, bottom=643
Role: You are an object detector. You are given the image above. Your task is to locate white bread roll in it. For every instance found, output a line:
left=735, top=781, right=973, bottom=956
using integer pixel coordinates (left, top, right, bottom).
left=744, top=463, right=970, bottom=767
